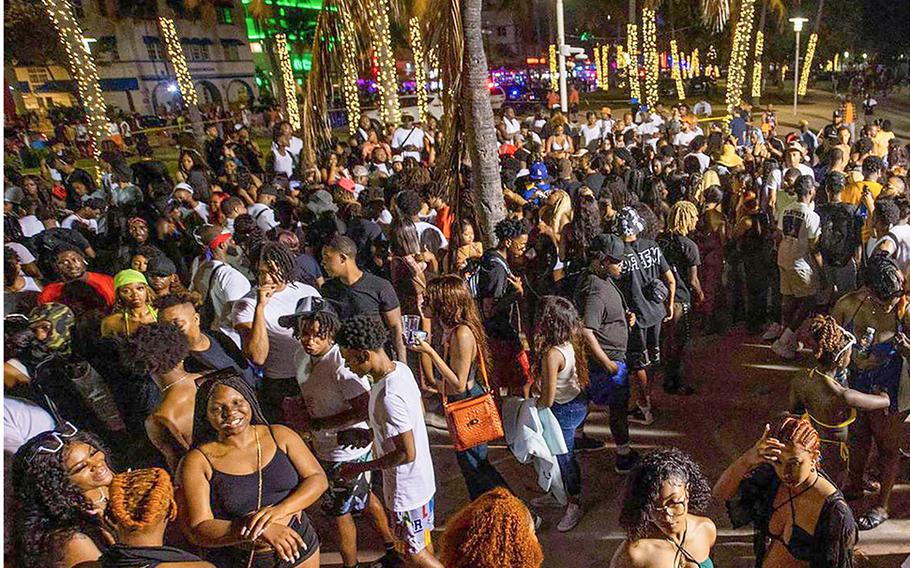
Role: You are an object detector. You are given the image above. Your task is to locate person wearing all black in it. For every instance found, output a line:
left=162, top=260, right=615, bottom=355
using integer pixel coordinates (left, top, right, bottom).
left=574, top=233, right=639, bottom=472
left=733, top=192, right=776, bottom=334
left=155, top=293, right=259, bottom=389
left=203, top=123, right=225, bottom=175
left=131, top=146, right=173, bottom=195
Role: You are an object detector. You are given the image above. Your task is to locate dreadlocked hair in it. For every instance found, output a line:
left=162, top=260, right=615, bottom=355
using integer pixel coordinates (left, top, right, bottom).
left=424, top=275, right=493, bottom=381
left=666, top=200, right=699, bottom=236
left=439, top=487, right=543, bottom=568
left=107, top=468, right=176, bottom=531
left=232, top=214, right=265, bottom=257
left=531, top=296, right=589, bottom=388
left=297, top=307, right=341, bottom=340
left=254, top=241, right=299, bottom=284
left=775, top=417, right=821, bottom=460
left=619, top=448, right=713, bottom=541
left=809, top=315, right=850, bottom=366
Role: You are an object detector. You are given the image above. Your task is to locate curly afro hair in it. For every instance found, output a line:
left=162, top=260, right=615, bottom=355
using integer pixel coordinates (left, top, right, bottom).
left=395, top=189, right=423, bottom=217
left=494, top=217, right=527, bottom=243
left=439, top=487, right=543, bottom=568
left=619, top=447, right=713, bottom=541
left=336, top=315, right=388, bottom=351
left=12, top=429, right=110, bottom=567
left=865, top=252, right=904, bottom=301
left=121, top=322, right=189, bottom=377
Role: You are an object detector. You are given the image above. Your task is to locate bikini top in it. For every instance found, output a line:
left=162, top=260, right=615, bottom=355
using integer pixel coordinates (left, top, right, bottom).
left=844, top=297, right=902, bottom=360
left=664, top=529, right=714, bottom=568
left=802, top=368, right=857, bottom=430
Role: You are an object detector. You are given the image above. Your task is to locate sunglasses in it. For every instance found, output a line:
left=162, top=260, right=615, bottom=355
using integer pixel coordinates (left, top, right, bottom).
left=27, top=421, right=78, bottom=464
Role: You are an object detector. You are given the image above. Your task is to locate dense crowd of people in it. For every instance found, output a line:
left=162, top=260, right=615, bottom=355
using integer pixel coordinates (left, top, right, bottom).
left=3, top=90, right=909, bottom=568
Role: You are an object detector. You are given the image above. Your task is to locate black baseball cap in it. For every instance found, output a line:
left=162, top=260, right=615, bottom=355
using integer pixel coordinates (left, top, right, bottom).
left=146, top=255, right=177, bottom=277
left=590, top=233, right=625, bottom=263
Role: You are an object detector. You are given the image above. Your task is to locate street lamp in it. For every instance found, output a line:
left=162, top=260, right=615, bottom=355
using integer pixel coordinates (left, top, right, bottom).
left=789, top=16, right=808, bottom=115
left=555, top=0, right=586, bottom=112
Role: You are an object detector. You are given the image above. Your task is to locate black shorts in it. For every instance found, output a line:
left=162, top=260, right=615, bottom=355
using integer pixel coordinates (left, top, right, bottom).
left=627, top=321, right=661, bottom=371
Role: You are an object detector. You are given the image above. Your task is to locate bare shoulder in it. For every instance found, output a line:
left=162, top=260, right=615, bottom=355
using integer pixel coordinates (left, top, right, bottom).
left=689, top=514, right=718, bottom=541
left=619, top=538, right=659, bottom=567
left=62, top=531, right=102, bottom=565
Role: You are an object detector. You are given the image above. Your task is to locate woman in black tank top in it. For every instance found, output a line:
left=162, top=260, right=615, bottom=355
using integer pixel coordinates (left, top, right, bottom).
left=178, top=372, right=327, bottom=568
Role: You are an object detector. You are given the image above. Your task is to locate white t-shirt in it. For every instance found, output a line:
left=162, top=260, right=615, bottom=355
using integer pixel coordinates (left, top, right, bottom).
left=579, top=124, right=602, bottom=148
left=18, top=215, right=45, bottom=238
left=415, top=221, right=448, bottom=255
left=232, top=282, right=321, bottom=378
left=777, top=201, right=821, bottom=270
left=880, top=224, right=910, bottom=272
left=4, top=397, right=56, bottom=455
left=194, top=260, right=251, bottom=346
left=369, top=362, right=435, bottom=512
left=503, top=117, right=521, bottom=138
left=391, top=127, right=426, bottom=161
left=673, top=130, right=698, bottom=148
left=247, top=203, right=279, bottom=232
left=295, top=344, right=371, bottom=462
left=61, top=214, right=98, bottom=233
left=598, top=118, right=615, bottom=136
left=685, top=152, right=711, bottom=173
left=271, top=149, right=295, bottom=178
left=693, top=101, right=713, bottom=116
left=5, top=243, right=35, bottom=265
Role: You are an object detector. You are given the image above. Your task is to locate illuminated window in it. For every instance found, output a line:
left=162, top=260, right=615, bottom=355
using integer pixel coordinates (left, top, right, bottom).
left=218, top=7, right=234, bottom=24
left=147, top=41, right=164, bottom=60
left=250, top=42, right=263, bottom=53
left=27, top=67, right=51, bottom=85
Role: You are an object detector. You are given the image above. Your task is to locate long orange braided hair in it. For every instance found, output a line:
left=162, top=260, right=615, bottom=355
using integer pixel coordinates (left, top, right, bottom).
left=775, top=417, right=822, bottom=463
left=809, top=314, right=850, bottom=367
left=107, top=468, right=177, bottom=531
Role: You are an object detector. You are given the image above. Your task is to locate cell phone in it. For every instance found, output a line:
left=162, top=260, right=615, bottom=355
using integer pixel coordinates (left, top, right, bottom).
left=405, top=329, right=428, bottom=346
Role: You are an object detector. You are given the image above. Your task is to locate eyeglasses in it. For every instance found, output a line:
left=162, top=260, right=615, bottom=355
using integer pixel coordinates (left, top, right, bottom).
left=649, top=497, right=688, bottom=519
left=835, top=327, right=857, bottom=361
left=27, top=421, right=78, bottom=464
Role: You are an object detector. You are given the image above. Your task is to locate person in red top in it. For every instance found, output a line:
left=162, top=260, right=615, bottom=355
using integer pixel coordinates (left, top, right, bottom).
left=37, top=245, right=115, bottom=308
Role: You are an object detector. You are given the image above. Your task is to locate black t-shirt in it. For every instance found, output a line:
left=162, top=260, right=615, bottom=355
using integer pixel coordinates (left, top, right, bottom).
left=656, top=233, right=701, bottom=305
left=477, top=249, right=519, bottom=340
left=321, top=271, right=400, bottom=320
left=619, top=238, right=670, bottom=328
left=574, top=271, right=629, bottom=359
left=184, top=330, right=258, bottom=387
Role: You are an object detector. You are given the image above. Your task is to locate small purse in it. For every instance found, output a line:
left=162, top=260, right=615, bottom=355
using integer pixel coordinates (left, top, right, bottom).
left=442, top=349, right=504, bottom=452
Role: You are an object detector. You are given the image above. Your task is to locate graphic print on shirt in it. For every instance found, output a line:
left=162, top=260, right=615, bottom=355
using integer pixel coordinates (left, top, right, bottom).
left=782, top=209, right=807, bottom=240
left=623, top=246, right=663, bottom=273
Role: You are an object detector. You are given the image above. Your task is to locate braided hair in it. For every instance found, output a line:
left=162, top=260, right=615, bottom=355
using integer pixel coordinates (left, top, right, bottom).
left=865, top=252, right=904, bottom=302
left=666, top=200, right=699, bottom=236
left=254, top=241, right=300, bottom=284
left=809, top=315, right=850, bottom=367
left=107, top=468, right=176, bottom=531
left=775, top=417, right=821, bottom=461
left=191, top=370, right=269, bottom=446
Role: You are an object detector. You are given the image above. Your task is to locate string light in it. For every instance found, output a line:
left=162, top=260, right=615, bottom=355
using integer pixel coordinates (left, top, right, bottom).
left=158, top=17, right=198, bottom=107
left=751, top=30, right=764, bottom=99
left=691, top=49, right=700, bottom=79
left=41, top=0, right=107, bottom=165
left=724, top=0, right=756, bottom=112
left=626, top=23, right=641, bottom=102
left=833, top=52, right=840, bottom=72
left=367, top=0, right=400, bottom=125
left=602, top=44, right=610, bottom=89
left=798, top=32, right=818, bottom=97
left=338, top=7, right=361, bottom=135
left=548, top=44, right=558, bottom=91
left=616, top=44, right=626, bottom=69
left=273, top=34, right=301, bottom=129
left=428, top=47, right=439, bottom=85
left=408, top=17, right=428, bottom=123
left=781, top=64, right=789, bottom=83
left=670, top=39, right=686, bottom=100
left=641, top=8, right=658, bottom=108
left=593, top=44, right=603, bottom=90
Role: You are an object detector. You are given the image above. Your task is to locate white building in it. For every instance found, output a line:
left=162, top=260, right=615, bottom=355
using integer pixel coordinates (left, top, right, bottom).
left=13, top=0, right=258, bottom=117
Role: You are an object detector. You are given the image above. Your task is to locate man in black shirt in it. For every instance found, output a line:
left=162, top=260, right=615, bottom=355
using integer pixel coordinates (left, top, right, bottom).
left=203, top=123, right=225, bottom=174
left=477, top=218, right=531, bottom=394
left=615, top=207, right=676, bottom=426
left=155, top=293, right=259, bottom=388
left=657, top=202, right=703, bottom=395
left=575, top=233, right=638, bottom=473
left=321, top=235, right=407, bottom=362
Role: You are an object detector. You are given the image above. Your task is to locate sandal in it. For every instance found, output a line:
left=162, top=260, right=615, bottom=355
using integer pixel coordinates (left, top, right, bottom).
left=857, top=509, right=888, bottom=531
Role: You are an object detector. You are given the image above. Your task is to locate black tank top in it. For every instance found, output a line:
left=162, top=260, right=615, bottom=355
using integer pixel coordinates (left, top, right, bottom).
left=201, top=427, right=300, bottom=520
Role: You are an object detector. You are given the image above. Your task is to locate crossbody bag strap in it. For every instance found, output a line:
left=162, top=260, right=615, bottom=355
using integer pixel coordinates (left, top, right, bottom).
left=441, top=330, right=489, bottom=407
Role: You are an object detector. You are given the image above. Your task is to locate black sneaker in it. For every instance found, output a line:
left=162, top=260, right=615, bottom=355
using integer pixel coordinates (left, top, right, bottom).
left=573, top=435, right=606, bottom=453
left=372, top=549, right=404, bottom=568
left=664, top=384, right=696, bottom=395
left=614, top=450, right=640, bottom=474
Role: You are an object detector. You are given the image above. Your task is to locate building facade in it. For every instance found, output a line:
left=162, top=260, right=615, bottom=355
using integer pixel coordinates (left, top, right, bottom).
left=13, top=0, right=258, bottom=117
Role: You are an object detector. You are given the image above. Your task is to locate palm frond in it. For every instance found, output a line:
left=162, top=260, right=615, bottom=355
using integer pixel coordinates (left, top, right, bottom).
left=767, top=0, right=786, bottom=28
left=701, top=0, right=731, bottom=32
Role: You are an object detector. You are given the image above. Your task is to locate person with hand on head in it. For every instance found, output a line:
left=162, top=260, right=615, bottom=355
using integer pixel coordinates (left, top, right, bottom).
left=100, top=269, right=158, bottom=338
left=439, top=487, right=543, bottom=568
left=321, top=235, right=408, bottom=363
left=101, top=467, right=214, bottom=567
left=280, top=303, right=401, bottom=568
left=610, top=448, right=716, bottom=568
left=12, top=425, right=115, bottom=568
left=233, top=242, right=321, bottom=422
left=335, top=315, right=443, bottom=568
left=192, top=226, right=251, bottom=346
left=178, top=372, right=327, bottom=568
left=714, top=418, right=857, bottom=568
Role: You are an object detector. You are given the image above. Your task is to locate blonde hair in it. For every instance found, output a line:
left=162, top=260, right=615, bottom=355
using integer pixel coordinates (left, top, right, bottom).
left=666, top=200, right=699, bottom=235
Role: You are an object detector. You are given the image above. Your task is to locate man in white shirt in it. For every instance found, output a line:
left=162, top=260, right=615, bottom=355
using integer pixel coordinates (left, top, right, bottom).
left=282, top=306, right=400, bottom=568
left=336, top=315, right=441, bottom=568
left=579, top=111, right=603, bottom=150
left=233, top=241, right=321, bottom=421
left=391, top=115, right=426, bottom=162
left=61, top=197, right=104, bottom=233
left=598, top=107, right=615, bottom=138
left=773, top=176, right=822, bottom=359
left=785, top=141, right=816, bottom=179
left=500, top=107, right=522, bottom=143
left=193, top=227, right=251, bottom=347
left=271, top=120, right=304, bottom=161
left=672, top=119, right=699, bottom=148
left=684, top=135, right=711, bottom=173
left=246, top=185, right=280, bottom=233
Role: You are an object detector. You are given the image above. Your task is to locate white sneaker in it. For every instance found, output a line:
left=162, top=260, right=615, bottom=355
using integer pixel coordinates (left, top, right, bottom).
left=762, top=322, right=784, bottom=341
left=557, top=503, right=583, bottom=532
left=531, top=493, right=562, bottom=508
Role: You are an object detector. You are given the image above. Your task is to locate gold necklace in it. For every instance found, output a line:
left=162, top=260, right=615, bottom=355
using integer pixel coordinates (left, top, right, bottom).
left=161, top=372, right=193, bottom=392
